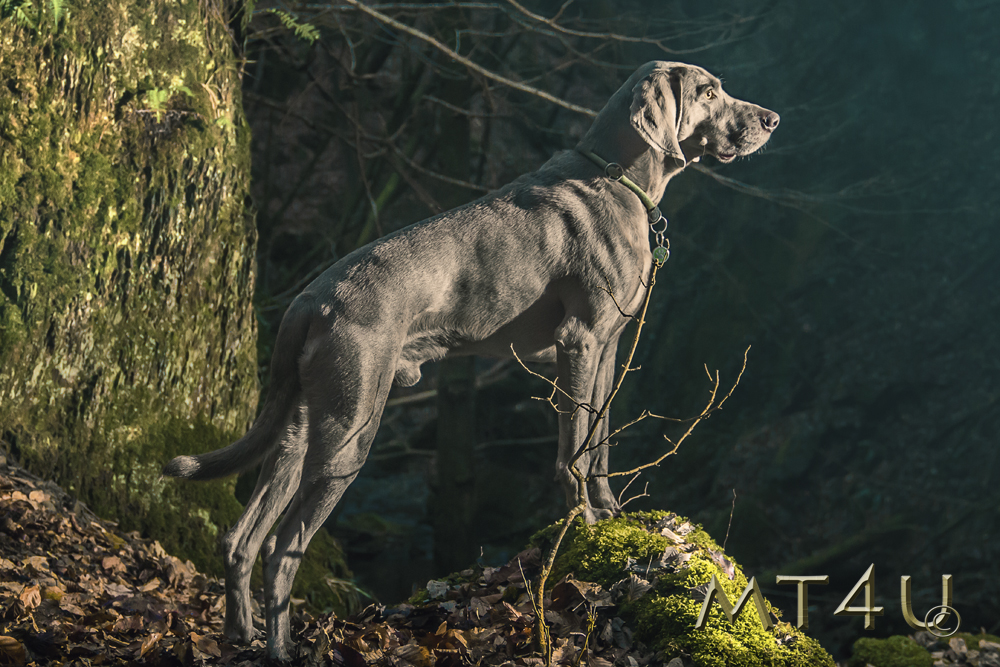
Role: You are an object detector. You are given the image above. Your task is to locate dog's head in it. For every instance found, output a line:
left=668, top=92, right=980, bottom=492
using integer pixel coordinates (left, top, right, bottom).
left=627, top=61, right=779, bottom=167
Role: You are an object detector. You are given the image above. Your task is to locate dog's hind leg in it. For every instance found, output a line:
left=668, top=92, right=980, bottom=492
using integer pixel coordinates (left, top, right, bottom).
left=263, top=361, right=392, bottom=661
left=220, top=403, right=307, bottom=643
left=587, top=340, right=620, bottom=513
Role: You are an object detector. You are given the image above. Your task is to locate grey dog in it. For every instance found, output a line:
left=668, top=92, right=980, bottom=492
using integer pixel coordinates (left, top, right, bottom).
left=163, top=60, right=777, bottom=660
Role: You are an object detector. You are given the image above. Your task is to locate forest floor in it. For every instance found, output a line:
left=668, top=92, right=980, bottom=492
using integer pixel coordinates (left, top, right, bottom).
left=0, top=453, right=992, bottom=667
left=0, top=453, right=672, bottom=666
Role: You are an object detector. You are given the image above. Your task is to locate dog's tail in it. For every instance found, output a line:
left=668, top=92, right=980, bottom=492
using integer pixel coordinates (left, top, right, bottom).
left=162, top=294, right=315, bottom=481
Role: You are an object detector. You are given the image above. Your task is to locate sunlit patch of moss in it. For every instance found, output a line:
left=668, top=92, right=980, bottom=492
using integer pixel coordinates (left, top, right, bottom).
left=552, top=514, right=674, bottom=585
left=848, top=635, right=933, bottom=667
left=541, top=512, right=835, bottom=667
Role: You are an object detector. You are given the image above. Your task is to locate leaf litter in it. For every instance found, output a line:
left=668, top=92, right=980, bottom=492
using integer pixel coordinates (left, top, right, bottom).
left=0, top=453, right=682, bottom=666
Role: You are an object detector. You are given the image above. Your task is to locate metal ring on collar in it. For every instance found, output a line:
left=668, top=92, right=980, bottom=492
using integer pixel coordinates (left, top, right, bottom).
left=604, top=162, right=624, bottom=181
left=648, top=207, right=667, bottom=228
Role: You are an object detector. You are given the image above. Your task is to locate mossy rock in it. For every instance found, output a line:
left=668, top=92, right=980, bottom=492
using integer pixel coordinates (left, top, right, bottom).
left=0, top=0, right=258, bottom=573
left=848, top=635, right=932, bottom=667
left=536, top=511, right=836, bottom=667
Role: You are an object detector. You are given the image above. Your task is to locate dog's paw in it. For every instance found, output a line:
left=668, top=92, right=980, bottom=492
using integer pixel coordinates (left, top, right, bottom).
left=224, top=625, right=262, bottom=645
left=582, top=507, right=615, bottom=524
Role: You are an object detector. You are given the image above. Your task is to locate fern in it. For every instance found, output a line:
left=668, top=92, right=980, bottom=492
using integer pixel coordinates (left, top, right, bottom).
left=48, top=0, right=63, bottom=24
left=1, top=0, right=68, bottom=31
left=0, top=0, right=37, bottom=29
left=265, top=8, right=319, bottom=44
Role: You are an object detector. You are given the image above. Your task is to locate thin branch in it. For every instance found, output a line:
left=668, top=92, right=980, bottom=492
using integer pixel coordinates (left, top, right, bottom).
left=387, top=142, right=490, bottom=192
left=600, top=272, right=639, bottom=320
left=245, top=91, right=490, bottom=193
left=616, top=473, right=649, bottom=509
left=339, top=0, right=599, bottom=118
left=609, top=346, right=749, bottom=478
left=722, top=488, right=737, bottom=551
left=504, top=0, right=684, bottom=54
left=566, top=261, right=662, bottom=476
left=423, top=94, right=498, bottom=118
left=510, top=346, right=597, bottom=416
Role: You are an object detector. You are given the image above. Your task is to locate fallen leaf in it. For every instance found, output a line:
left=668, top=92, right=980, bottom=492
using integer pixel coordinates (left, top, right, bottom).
left=101, top=555, right=124, bottom=572
left=22, top=556, right=49, bottom=572
left=470, top=597, right=490, bottom=619
left=113, top=614, right=144, bottom=633
left=0, top=636, right=26, bottom=666
left=191, top=632, right=222, bottom=658
left=60, top=601, right=86, bottom=616
left=138, top=577, right=162, bottom=593
left=393, top=642, right=434, bottom=667
left=427, top=580, right=449, bottom=599
left=136, top=631, right=163, bottom=659
left=19, top=584, right=40, bottom=609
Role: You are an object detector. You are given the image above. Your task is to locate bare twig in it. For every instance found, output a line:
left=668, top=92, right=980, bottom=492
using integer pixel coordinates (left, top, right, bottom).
left=504, top=0, right=684, bottom=53
left=723, top=488, right=737, bottom=551
left=608, top=346, right=749, bottom=478
left=600, top=272, right=639, bottom=320
left=339, top=0, right=600, bottom=118
left=510, top=346, right=597, bottom=417
left=617, top=476, right=650, bottom=510
left=529, top=259, right=663, bottom=661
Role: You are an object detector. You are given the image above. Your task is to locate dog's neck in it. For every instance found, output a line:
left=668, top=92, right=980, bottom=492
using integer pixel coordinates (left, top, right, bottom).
left=576, top=124, right=685, bottom=206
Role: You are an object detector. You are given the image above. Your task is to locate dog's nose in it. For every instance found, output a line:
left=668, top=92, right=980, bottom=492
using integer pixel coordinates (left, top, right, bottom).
left=760, top=111, right=780, bottom=132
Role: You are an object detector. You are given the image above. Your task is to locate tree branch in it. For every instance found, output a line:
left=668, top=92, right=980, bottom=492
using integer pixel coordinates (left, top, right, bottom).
left=339, top=0, right=599, bottom=118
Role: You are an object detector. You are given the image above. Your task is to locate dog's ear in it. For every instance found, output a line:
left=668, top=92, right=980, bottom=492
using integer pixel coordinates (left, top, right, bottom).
left=630, top=67, right=686, bottom=165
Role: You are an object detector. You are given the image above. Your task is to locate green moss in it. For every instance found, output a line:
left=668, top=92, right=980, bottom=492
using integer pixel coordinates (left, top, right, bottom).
left=551, top=513, right=673, bottom=585
left=408, top=588, right=430, bottom=606
left=848, top=635, right=933, bottom=667
left=546, top=512, right=835, bottom=667
left=0, top=0, right=258, bottom=573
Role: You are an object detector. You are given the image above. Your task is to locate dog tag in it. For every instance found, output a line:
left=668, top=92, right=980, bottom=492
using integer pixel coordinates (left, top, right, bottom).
left=653, top=246, right=670, bottom=264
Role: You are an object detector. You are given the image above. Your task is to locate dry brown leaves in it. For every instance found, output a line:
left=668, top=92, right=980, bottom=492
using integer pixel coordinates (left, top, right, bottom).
left=0, top=458, right=660, bottom=666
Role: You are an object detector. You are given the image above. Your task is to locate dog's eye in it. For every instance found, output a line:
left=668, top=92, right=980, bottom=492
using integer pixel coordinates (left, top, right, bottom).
left=705, top=89, right=716, bottom=100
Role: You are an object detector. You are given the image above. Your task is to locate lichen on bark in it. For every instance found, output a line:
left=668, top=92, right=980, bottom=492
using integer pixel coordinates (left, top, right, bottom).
left=0, top=0, right=258, bottom=572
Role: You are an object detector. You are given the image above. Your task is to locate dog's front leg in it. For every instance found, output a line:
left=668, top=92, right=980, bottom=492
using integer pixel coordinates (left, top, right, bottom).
left=586, top=340, right=620, bottom=514
left=554, top=317, right=605, bottom=523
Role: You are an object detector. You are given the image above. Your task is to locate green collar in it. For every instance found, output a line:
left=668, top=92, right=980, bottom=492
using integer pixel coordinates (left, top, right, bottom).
left=579, top=149, right=671, bottom=265
left=579, top=149, right=662, bottom=224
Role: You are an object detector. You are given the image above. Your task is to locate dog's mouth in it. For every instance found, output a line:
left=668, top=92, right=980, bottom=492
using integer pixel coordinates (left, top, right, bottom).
left=716, top=151, right=736, bottom=163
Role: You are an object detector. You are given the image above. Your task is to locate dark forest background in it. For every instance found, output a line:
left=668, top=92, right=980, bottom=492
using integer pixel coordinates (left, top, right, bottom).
left=2, top=0, right=999, bottom=661
left=239, top=0, right=1000, bottom=658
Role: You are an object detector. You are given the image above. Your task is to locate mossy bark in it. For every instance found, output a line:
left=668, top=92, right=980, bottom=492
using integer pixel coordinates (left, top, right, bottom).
left=0, top=0, right=258, bottom=572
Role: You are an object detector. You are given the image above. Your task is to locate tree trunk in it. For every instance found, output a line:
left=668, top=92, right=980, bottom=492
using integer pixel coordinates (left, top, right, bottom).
left=0, top=0, right=258, bottom=571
